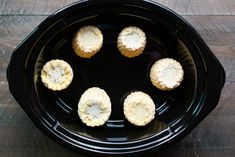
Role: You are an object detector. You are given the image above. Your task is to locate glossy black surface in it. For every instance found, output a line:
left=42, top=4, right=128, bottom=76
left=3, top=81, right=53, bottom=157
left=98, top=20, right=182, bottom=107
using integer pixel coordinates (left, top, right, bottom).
left=7, top=0, right=225, bottom=156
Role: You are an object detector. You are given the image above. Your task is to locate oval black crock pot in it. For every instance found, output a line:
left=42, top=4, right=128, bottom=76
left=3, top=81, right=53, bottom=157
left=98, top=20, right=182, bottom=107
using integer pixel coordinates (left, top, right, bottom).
left=7, top=0, right=225, bottom=156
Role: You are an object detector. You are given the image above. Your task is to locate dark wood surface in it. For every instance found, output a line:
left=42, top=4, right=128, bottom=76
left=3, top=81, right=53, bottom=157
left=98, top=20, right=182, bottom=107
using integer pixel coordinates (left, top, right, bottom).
left=0, top=0, right=234, bottom=157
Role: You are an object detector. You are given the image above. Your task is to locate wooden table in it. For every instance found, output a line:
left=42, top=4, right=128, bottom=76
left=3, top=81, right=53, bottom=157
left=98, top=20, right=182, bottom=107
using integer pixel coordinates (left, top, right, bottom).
left=0, top=0, right=234, bottom=157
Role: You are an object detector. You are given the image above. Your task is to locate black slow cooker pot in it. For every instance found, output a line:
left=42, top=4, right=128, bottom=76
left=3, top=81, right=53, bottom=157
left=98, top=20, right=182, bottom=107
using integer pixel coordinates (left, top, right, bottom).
left=7, top=0, right=225, bottom=156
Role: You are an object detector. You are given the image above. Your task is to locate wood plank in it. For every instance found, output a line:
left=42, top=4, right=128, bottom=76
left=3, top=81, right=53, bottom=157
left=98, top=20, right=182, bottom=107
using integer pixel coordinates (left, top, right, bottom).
left=0, top=82, right=234, bottom=157
left=0, top=81, right=14, bottom=105
left=0, top=0, right=235, bottom=15
left=0, top=0, right=76, bottom=15
left=1, top=0, right=234, bottom=156
left=184, top=16, right=235, bottom=58
left=156, top=0, right=235, bottom=15
left=184, top=16, right=235, bottom=82
left=152, top=149, right=235, bottom=157
left=0, top=16, right=45, bottom=41
left=0, top=107, right=81, bottom=157
left=0, top=94, right=84, bottom=157
left=0, top=15, right=234, bottom=81
left=0, top=15, right=234, bottom=156
left=1, top=15, right=234, bottom=58
left=1, top=15, right=235, bottom=54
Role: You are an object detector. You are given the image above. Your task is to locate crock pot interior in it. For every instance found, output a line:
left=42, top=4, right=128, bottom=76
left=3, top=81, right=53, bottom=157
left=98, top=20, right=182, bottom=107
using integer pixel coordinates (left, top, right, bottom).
left=34, top=10, right=196, bottom=142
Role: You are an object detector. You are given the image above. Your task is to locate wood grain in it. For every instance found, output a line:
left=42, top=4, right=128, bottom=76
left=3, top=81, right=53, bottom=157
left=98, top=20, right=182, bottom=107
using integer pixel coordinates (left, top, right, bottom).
left=184, top=16, right=235, bottom=82
left=156, top=0, right=235, bottom=15
left=0, top=0, right=235, bottom=15
left=0, top=0, right=235, bottom=156
left=0, top=15, right=235, bottom=157
left=1, top=15, right=235, bottom=55
left=0, top=105, right=82, bottom=157
left=0, top=15, right=234, bottom=82
left=0, top=82, right=234, bottom=157
left=0, top=0, right=76, bottom=15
